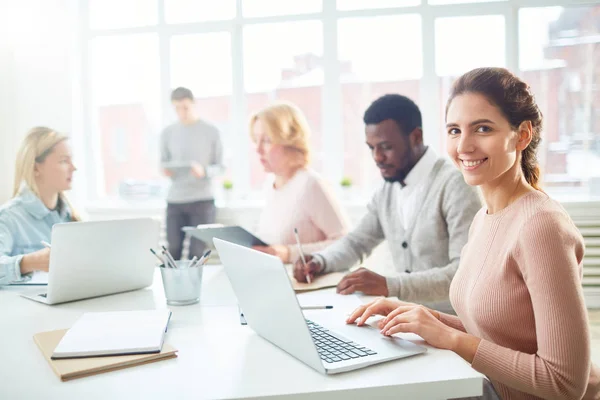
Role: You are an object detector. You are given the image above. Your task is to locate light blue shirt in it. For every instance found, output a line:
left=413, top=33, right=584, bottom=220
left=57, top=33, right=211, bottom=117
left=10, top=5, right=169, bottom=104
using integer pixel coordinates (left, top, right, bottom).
left=0, top=188, right=72, bottom=285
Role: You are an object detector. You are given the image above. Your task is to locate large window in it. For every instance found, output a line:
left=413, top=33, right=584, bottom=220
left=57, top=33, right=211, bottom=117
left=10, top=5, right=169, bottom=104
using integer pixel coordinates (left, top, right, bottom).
left=519, top=5, right=600, bottom=199
left=90, top=34, right=161, bottom=199
left=338, top=15, right=422, bottom=195
left=82, top=0, right=600, bottom=204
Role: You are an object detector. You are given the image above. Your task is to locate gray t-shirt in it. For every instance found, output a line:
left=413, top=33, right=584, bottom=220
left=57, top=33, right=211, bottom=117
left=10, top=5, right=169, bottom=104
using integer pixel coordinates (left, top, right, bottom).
left=160, top=119, right=224, bottom=204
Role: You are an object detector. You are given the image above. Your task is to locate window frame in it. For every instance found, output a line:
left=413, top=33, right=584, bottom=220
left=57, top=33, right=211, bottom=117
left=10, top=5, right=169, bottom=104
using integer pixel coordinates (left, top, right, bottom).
left=79, top=0, right=599, bottom=204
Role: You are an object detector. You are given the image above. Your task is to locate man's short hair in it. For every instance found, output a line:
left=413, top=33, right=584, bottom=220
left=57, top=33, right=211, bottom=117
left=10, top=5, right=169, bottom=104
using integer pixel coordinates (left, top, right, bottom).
left=363, top=94, right=422, bottom=135
left=171, top=87, right=194, bottom=101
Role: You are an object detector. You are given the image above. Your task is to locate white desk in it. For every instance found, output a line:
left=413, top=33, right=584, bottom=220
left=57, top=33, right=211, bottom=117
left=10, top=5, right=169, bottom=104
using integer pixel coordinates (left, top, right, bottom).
left=0, top=266, right=483, bottom=399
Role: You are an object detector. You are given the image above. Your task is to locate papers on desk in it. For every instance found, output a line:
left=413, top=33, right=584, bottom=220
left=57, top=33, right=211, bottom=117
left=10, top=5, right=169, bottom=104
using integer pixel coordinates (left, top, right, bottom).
left=285, top=264, right=345, bottom=292
left=51, top=310, right=172, bottom=359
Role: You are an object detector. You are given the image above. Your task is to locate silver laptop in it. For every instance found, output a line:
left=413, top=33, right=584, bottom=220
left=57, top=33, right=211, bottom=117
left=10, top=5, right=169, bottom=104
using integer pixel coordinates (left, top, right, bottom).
left=213, top=238, right=426, bottom=374
left=21, top=218, right=159, bottom=305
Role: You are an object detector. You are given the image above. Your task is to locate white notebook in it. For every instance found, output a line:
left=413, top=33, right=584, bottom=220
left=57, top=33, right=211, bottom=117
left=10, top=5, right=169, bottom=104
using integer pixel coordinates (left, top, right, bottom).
left=52, top=310, right=172, bottom=359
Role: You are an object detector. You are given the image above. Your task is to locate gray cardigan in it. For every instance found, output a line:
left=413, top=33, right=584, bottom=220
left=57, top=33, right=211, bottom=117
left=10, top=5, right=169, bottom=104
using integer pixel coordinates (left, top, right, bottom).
left=314, top=158, right=481, bottom=310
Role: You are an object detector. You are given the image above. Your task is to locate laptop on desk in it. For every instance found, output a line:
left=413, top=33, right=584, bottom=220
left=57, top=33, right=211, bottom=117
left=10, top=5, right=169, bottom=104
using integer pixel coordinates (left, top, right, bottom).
left=213, top=238, right=426, bottom=375
left=21, top=218, right=159, bottom=305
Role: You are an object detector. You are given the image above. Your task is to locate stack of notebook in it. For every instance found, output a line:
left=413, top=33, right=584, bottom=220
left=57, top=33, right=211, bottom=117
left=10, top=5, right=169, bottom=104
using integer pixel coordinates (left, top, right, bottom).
left=34, top=310, right=177, bottom=381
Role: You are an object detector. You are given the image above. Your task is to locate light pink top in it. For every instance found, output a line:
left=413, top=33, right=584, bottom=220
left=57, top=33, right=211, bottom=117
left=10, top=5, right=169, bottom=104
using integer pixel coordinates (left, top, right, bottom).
left=439, top=190, right=600, bottom=399
left=257, top=168, right=349, bottom=263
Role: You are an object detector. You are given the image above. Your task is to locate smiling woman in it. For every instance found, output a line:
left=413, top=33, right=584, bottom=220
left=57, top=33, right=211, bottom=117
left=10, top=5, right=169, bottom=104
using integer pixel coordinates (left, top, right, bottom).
left=349, top=68, right=600, bottom=400
left=445, top=68, right=543, bottom=196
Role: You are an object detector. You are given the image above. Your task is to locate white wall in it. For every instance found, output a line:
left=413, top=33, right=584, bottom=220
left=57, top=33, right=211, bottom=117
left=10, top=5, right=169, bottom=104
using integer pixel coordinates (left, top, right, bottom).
left=0, top=0, right=80, bottom=203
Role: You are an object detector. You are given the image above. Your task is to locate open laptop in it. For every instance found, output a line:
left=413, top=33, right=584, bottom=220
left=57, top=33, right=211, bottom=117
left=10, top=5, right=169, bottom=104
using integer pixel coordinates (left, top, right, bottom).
left=213, top=238, right=426, bottom=374
left=21, top=218, right=159, bottom=305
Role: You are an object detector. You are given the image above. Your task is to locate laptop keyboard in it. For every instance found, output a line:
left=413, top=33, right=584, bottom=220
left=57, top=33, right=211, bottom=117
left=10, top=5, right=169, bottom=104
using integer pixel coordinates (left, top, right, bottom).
left=306, top=319, right=377, bottom=364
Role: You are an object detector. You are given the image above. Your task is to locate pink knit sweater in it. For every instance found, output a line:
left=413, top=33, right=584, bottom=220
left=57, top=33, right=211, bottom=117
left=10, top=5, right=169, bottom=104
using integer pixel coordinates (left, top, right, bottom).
left=440, top=190, right=600, bottom=400
left=256, top=168, right=349, bottom=262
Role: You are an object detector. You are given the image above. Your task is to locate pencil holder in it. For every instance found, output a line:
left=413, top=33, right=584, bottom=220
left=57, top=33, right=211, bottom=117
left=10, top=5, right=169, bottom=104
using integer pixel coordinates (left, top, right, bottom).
left=159, top=260, right=203, bottom=306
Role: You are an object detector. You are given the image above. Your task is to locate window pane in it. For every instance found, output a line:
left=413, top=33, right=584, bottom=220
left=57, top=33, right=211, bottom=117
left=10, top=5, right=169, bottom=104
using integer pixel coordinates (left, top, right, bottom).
left=429, top=0, right=506, bottom=4
left=165, top=0, right=235, bottom=23
left=519, top=6, right=600, bottom=200
left=170, top=33, right=233, bottom=200
left=171, top=33, right=232, bottom=97
left=91, top=34, right=162, bottom=199
left=435, top=15, right=505, bottom=77
left=339, top=15, right=422, bottom=195
left=89, top=0, right=158, bottom=30
left=242, top=0, right=321, bottom=18
left=244, top=21, right=323, bottom=191
left=337, top=0, right=420, bottom=10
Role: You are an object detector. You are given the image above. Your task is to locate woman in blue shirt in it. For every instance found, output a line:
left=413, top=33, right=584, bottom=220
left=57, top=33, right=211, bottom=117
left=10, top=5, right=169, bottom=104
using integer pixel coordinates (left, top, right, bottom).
left=0, top=127, right=78, bottom=285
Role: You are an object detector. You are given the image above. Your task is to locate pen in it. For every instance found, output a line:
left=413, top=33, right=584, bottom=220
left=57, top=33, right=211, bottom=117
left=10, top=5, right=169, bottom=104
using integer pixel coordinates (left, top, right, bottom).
left=301, top=305, right=333, bottom=310
left=41, top=241, right=52, bottom=249
left=150, top=248, right=167, bottom=267
left=161, top=250, right=176, bottom=268
left=192, top=249, right=212, bottom=268
left=293, top=228, right=311, bottom=284
left=161, top=246, right=178, bottom=268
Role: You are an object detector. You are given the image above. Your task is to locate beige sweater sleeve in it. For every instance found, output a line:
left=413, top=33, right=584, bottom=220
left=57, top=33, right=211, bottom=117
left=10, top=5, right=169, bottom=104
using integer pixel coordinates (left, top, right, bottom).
left=471, top=210, right=590, bottom=400
left=287, top=177, right=349, bottom=263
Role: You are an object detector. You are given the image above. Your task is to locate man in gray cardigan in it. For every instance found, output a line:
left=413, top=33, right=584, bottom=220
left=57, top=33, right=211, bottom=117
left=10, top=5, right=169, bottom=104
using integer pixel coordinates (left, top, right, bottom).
left=293, top=94, right=480, bottom=311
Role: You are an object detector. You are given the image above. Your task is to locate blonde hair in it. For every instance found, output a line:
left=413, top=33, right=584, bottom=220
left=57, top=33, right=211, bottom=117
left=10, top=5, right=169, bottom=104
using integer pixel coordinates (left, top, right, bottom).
left=13, top=127, right=79, bottom=221
left=249, top=102, right=311, bottom=168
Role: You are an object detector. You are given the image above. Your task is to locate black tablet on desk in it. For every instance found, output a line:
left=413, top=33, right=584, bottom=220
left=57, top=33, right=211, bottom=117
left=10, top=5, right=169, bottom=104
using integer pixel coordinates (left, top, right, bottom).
left=183, top=225, right=268, bottom=248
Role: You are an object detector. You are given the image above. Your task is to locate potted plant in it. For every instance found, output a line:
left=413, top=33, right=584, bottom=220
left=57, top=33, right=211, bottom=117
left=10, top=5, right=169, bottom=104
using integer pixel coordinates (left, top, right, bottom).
left=340, top=177, right=352, bottom=188
left=221, top=179, right=233, bottom=204
left=340, top=176, right=353, bottom=200
left=222, top=179, right=233, bottom=191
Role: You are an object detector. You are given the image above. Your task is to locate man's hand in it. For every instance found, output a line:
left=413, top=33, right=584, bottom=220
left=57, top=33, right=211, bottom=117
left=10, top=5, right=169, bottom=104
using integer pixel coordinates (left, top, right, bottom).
left=293, top=254, right=323, bottom=283
left=336, top=267, right=389, bottom=296
left=191, top=162, right=206, bottom=179
left=20, top=248, right=51, bottom=275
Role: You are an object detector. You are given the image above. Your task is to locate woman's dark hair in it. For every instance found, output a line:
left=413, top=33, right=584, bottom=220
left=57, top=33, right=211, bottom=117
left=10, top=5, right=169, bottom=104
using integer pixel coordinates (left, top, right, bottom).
left=446, top=67, right=543, bottom=190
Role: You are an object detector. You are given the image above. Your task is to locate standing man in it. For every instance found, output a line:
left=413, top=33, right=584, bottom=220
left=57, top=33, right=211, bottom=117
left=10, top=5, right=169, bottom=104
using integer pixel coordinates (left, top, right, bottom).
left=161, top=87, right=224, bottom=260
left=293, top=94, right=480, bottom=312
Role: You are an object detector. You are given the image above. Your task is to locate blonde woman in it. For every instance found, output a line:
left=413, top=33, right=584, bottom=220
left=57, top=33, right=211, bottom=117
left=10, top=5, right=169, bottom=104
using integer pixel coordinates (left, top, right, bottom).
left=250, top=102, right=349, bottom=263
left=0, top=127, right=78, bottom=285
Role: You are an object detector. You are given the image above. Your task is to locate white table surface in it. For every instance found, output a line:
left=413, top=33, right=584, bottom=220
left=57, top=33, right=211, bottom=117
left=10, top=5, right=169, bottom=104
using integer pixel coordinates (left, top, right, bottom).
left=0, top=266, right=483, bottom=399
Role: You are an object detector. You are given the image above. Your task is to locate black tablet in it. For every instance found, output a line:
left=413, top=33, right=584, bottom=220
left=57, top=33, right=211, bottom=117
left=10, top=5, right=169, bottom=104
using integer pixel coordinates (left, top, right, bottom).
left=183, top=225, right=268, bottom=248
